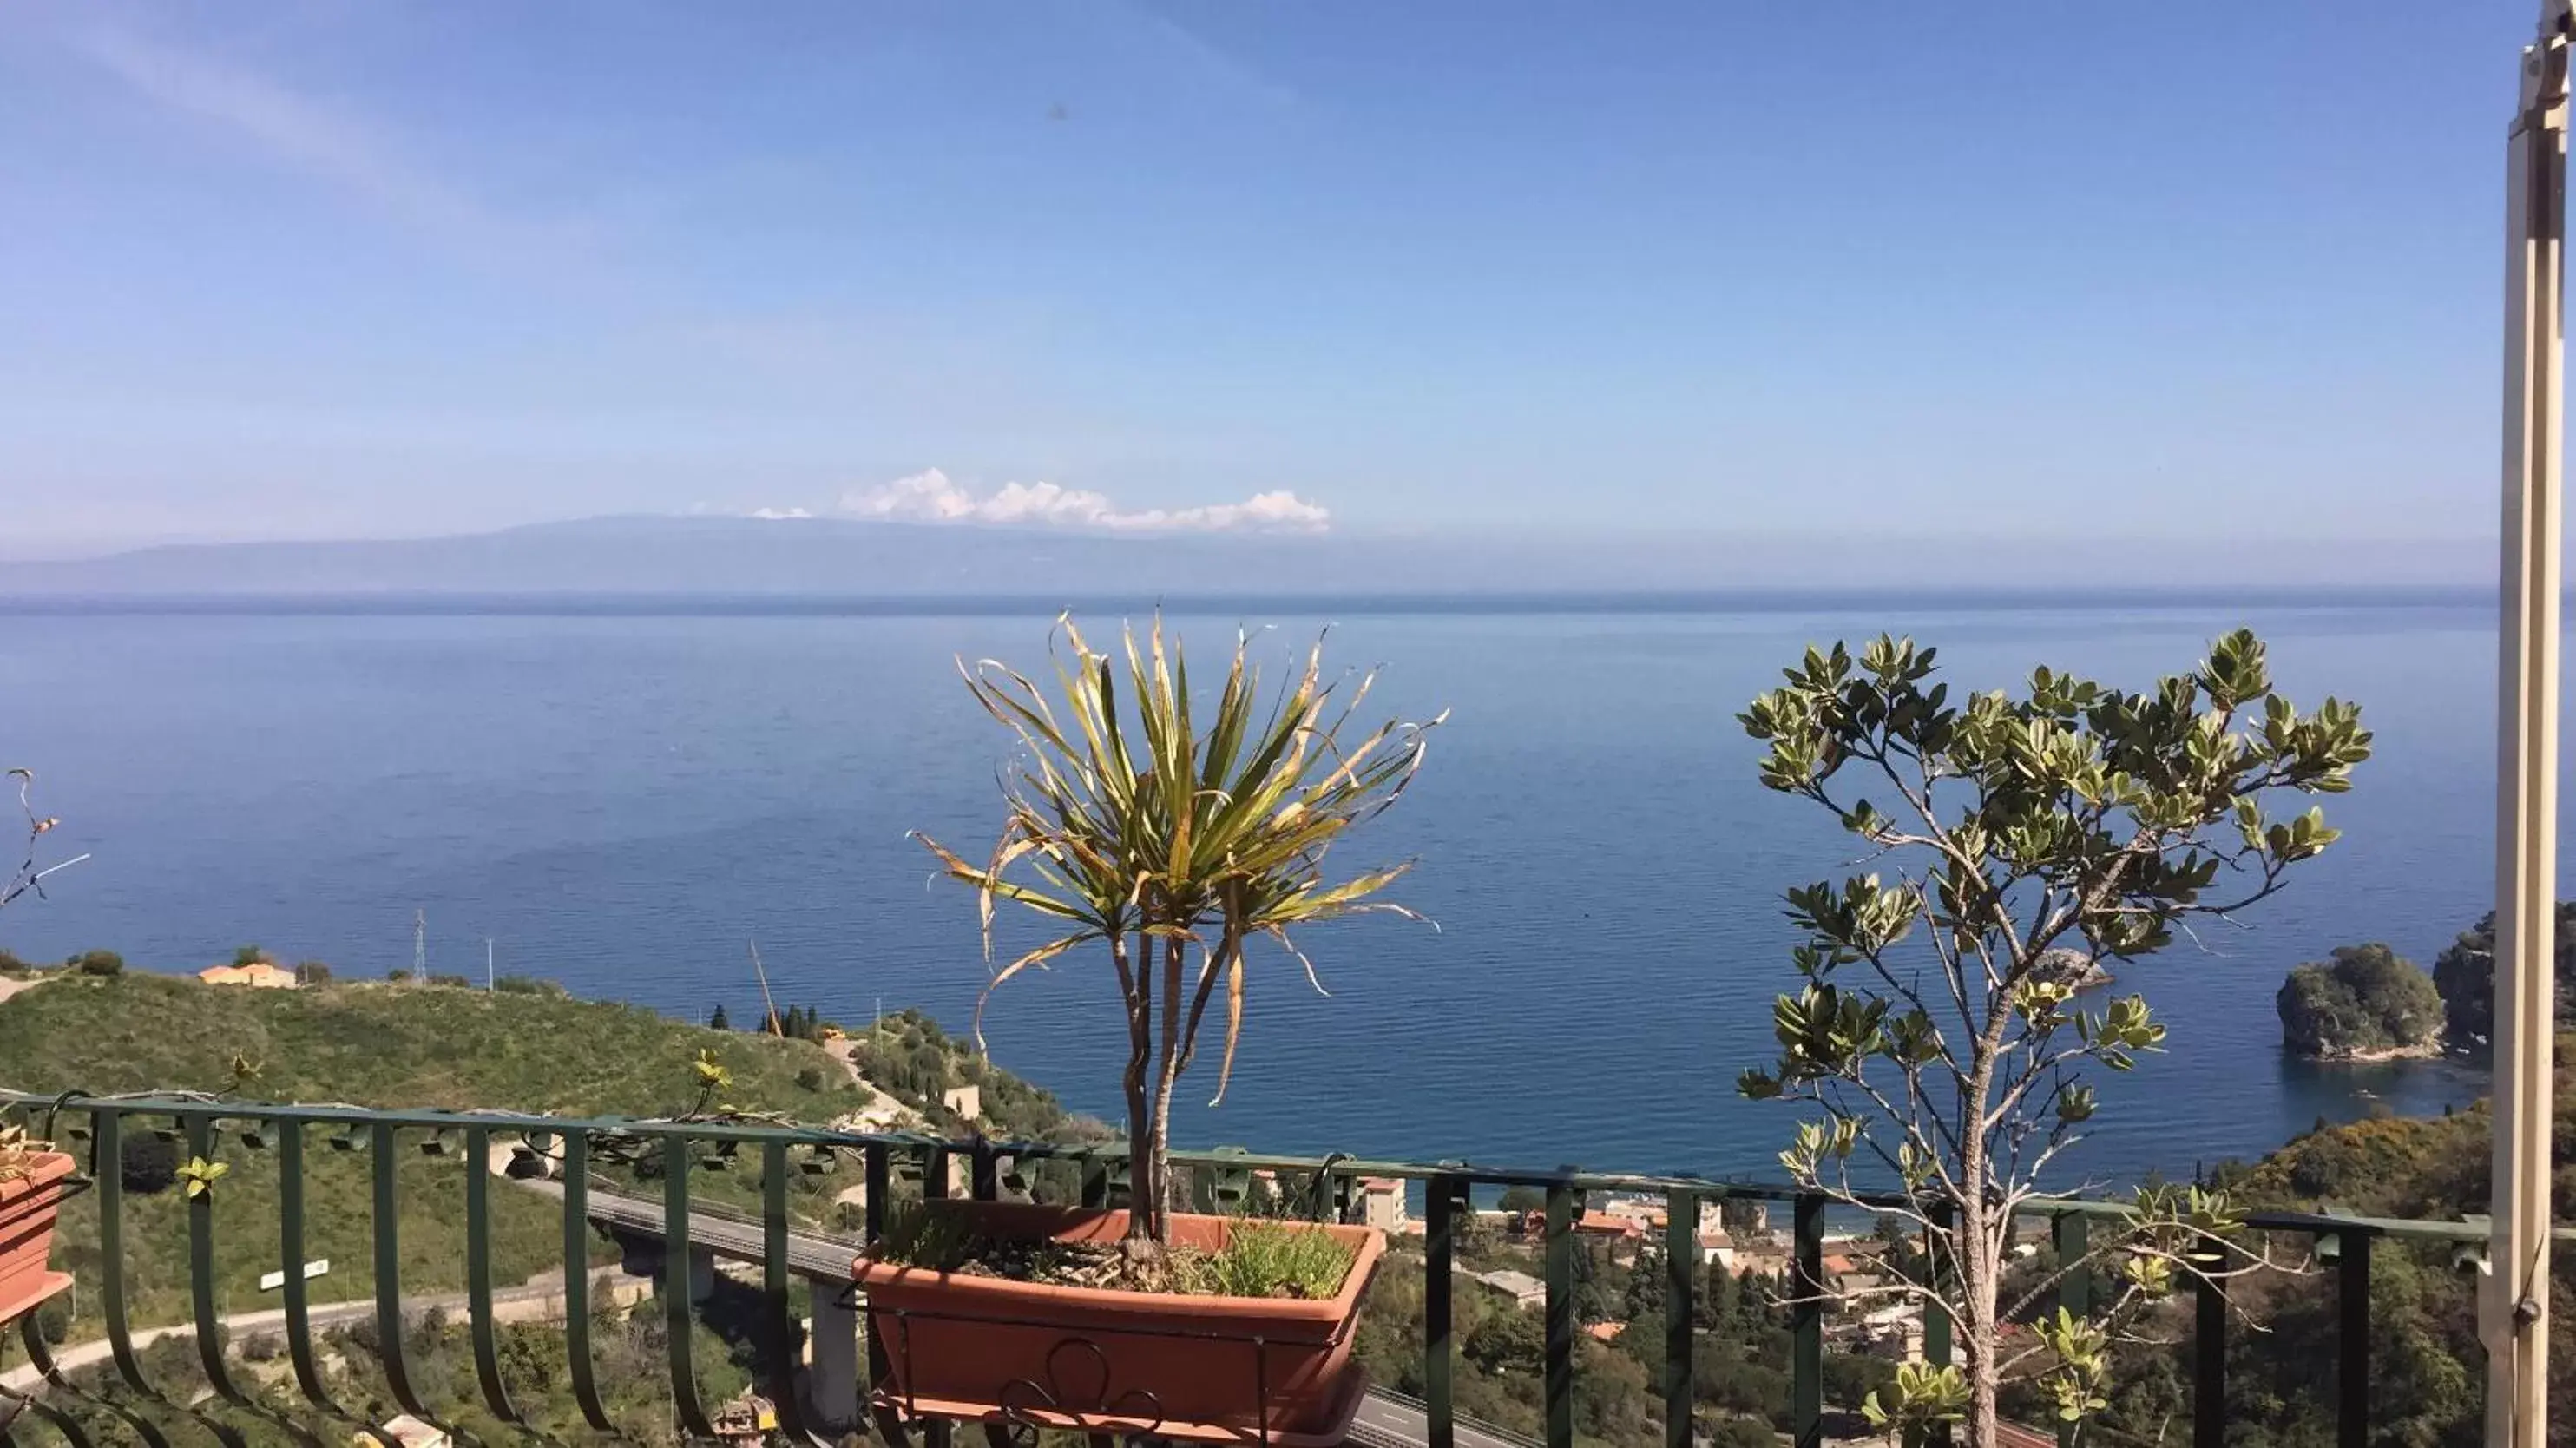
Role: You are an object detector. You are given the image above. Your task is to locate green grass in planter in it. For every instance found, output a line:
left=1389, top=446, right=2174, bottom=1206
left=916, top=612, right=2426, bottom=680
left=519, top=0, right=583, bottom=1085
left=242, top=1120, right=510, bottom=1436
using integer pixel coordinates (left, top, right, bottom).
left=876, top=1202, right=1357, bottom=1300
left=1187, top=1217, right=1355, bottom=1300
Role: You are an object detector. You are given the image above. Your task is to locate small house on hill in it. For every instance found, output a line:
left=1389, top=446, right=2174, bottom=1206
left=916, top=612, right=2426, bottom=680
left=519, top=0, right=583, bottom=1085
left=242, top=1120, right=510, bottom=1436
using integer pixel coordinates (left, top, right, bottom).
left=1574, top=1210, right=1645, bottom=1241
left=1475, top=1269, right=1547, bottom=1310
left=198, top=962, right=298, bottom=989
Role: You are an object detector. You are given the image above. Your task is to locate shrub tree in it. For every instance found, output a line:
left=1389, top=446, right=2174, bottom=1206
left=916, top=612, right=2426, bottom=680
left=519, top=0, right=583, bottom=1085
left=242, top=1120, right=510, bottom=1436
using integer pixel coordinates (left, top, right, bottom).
left=1737, top=630, right=2369, bottom=1443
left=122, top=1132, right=180, bottom=1194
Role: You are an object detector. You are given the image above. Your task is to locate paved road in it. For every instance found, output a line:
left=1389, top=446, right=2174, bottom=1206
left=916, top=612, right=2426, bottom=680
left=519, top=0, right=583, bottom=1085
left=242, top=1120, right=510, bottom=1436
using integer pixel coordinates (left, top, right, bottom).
left=0, top=1274, right=580, bottom=1396
left=1345, top=1392, right=1541, bottom=1448
left=549, top=1176, right=1540, bottom=1448
left=518, top=1174, right=857, bottom=1278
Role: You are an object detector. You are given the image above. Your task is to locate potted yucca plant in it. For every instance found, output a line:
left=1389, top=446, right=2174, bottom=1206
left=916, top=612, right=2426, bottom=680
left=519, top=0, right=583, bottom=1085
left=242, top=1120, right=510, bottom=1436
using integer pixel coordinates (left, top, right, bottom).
left=861, top=616, right=1437, bottom=1445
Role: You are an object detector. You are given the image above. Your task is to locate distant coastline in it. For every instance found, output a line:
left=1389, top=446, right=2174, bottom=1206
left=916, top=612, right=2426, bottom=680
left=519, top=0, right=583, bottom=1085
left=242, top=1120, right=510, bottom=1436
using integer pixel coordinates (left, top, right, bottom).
left=0, top=584, right=2497, bottom=620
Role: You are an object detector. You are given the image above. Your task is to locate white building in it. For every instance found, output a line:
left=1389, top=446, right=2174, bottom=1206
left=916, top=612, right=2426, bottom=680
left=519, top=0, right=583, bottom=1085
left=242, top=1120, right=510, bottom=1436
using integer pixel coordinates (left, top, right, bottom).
left=1352, top=1177, right=1409, bottom=1234
left=1475, top=1269, right=1547, bottom=1311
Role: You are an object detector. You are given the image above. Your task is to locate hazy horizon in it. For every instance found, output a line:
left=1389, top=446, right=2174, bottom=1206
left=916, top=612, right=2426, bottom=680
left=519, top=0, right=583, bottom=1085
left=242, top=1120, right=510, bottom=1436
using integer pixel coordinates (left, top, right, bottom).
left=0, top=509, right=2501, bottom=593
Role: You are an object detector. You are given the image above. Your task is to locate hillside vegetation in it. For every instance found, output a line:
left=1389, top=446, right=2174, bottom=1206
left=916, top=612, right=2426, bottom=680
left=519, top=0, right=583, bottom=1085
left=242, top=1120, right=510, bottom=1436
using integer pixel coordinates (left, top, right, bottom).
left=2074, top=1037, right=2576, bottom=1447
left=2274, top=943, right=2444, bottom=1059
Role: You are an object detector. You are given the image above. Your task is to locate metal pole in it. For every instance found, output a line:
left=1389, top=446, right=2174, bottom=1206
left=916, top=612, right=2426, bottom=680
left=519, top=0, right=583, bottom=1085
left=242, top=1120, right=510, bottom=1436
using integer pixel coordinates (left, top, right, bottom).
left=2489, top=9, right=2569, bottom=1447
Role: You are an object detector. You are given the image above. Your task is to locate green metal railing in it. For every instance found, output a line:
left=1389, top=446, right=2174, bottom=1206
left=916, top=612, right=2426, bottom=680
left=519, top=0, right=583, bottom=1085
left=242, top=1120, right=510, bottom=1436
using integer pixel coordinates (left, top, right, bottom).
left=0, top=1091, right=2557, bottom=1448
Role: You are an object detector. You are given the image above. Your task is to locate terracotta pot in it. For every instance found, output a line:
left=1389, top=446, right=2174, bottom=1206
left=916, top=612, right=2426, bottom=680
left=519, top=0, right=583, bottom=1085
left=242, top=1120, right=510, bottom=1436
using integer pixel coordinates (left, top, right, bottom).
left=854, top=1201, right=1384, bottom=1447
left=0, top=1152, right=76, bottom=1326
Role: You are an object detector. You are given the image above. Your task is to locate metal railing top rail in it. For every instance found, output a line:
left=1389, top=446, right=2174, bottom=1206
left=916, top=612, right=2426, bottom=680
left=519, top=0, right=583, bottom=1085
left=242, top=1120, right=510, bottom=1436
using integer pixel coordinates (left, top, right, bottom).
left=3, top=1088, right=2549, bottom=1247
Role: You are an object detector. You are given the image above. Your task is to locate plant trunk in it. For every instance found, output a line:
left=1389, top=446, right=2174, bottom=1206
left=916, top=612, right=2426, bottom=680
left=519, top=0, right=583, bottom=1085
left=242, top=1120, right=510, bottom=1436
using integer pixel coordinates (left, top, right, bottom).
left=1957, top=1027, right=2003, bottom=1448
left=1122, top=929, right=1160, bottom=1247
left=1957, top=1201, right=2001, bottom=1448
left=1150, top=936, right=1187, bottom=1234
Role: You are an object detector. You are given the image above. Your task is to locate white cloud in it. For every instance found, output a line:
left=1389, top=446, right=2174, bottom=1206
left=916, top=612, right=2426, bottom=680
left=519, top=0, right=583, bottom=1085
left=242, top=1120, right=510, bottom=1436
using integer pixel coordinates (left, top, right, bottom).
left=748, top=506, right=812, bottom=520
left=837, top=470, right=1330, bottom=533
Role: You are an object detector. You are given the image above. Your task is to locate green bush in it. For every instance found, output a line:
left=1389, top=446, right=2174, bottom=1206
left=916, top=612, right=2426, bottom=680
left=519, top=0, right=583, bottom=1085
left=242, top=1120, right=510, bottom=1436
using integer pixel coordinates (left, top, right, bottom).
left=121, top=1132, right=180, bottom=1194
left=2277, top=944, right=2443, bottom=1056
left=72, top=950, right=122, bottom=977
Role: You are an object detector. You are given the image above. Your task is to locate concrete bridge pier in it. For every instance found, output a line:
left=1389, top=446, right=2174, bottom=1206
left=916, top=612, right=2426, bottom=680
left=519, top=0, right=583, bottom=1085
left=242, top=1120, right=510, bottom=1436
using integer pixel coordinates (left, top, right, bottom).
left=807, top=1292, right=862, bottom=1432
left=615, top=1231, right=718, bottom=1303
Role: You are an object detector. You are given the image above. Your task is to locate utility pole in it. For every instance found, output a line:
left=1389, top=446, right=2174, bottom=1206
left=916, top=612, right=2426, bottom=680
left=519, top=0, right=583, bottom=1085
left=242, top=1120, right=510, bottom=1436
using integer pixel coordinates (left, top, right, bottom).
left=2489, top=7, right=2568, bottom=1447
left=485, top=938, right=495, bottom=992
left=412, top=910, right=425, bottom=986
left=748, top=937, right=785, bottom=1037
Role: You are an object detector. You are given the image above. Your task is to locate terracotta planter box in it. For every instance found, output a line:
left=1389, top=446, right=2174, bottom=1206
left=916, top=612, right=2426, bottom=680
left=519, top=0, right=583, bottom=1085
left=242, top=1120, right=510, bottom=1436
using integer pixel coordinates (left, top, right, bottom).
left=854, top=1202, right=1384, bottom=1447
left=0, top=1152, right=76, bottom=1327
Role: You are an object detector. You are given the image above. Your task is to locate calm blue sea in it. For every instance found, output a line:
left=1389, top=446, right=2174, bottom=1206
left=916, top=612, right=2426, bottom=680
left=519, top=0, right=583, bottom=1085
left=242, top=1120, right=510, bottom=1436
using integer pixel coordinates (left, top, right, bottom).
left=0, top=595, right=2512, bottom=1188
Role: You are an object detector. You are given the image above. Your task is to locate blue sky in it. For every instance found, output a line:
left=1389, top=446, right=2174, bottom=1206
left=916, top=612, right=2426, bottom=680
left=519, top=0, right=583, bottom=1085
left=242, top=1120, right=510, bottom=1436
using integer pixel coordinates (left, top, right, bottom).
left=0, top=2, right=2542, bottom=556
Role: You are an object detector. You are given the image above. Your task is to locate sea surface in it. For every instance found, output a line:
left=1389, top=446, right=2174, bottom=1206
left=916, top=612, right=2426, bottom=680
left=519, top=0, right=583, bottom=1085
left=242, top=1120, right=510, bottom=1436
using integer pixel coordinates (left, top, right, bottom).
left=0, top=594, right=2514, bottom=1189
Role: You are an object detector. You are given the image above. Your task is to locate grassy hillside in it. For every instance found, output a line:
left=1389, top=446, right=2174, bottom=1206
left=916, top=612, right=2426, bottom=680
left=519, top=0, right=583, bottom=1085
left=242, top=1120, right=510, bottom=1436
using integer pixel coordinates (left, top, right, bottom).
left=0, top=971, right=876, bottom=1330
left=0, top=970, right=866, bottom=1114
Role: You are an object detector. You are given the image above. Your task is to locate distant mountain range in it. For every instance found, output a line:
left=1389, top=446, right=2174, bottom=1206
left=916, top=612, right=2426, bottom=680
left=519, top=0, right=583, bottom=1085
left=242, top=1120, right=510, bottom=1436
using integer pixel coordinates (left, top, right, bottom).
left=0, top=514, right=2494, bottom=600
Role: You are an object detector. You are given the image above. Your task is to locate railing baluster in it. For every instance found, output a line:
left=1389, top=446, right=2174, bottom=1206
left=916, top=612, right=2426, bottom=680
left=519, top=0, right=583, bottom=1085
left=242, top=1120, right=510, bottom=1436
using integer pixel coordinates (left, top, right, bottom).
left=969, top=1142, right=997, bottom=1201
left=865, top=1142, right=890, bottom=1399
left=279, top=1121, right=333, bottom=1407
left=760, top=1141, right=818, bottom=1442
left=1791, top=1193, right=1823, bottom=1448
left=1663, top=1188, right=1694, bottom=1448
left=2053, top=1211, right=2087, bottom=1448
left=1423, top=1175, right=1456, bottom=1448
left=90, top=1109, right=153, bottom=1399
left=1541, top=1181, right=1574, bottom=1448
left=37, top=1106, right=174, bottom=1448
left=560, top=1129, right=612, bottom=1429
left=1080, top=1155, right=1108, bottom=1208
left=661, top=1133, right=716, bottom=1438
left=2193, top=1270, right=2226, bottom=1448
left=907, top=1147, right=954, bottom=1448
left=182, top=1113, right=249, bottom=1405
left=462, top=1125, right=518, bottom=1422
left=2337, top=1230, right=2370, bottom=1448
left=370, top=1121, right=431, bottom=1420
